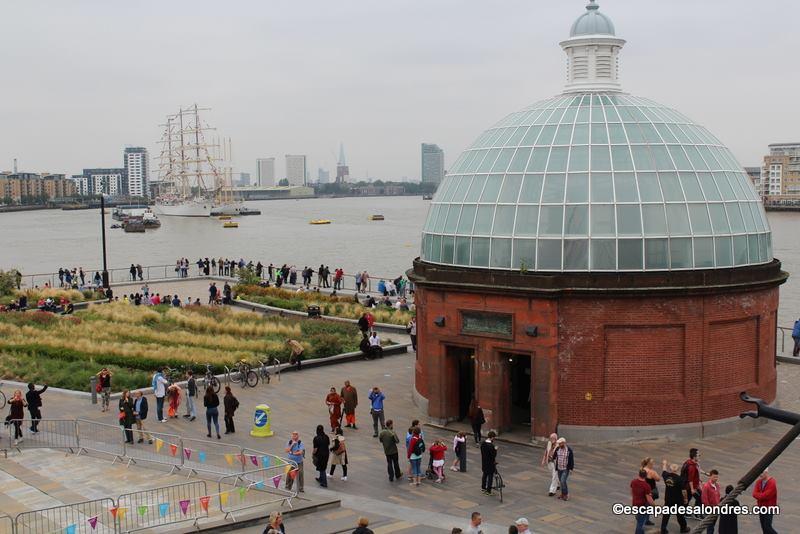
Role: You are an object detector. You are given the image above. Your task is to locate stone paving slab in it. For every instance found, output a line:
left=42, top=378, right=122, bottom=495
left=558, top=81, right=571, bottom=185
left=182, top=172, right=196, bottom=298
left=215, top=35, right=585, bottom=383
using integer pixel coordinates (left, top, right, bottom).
left=7, top=353, right=800, bottom=533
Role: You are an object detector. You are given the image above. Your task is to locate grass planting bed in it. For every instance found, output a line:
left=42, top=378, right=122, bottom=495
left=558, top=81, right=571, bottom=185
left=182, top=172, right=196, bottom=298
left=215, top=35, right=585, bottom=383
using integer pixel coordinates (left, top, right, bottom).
left=0, top=303, right=363, bottom=392
left=234, top=284, right=413, bottom=326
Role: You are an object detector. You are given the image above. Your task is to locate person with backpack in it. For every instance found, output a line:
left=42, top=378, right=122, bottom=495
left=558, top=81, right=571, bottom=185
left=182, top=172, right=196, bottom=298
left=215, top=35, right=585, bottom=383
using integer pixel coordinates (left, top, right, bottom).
left=407, top=426, right=424, bottom=486
left=329, top=427, right=348, bottom=481
left=25, top=383, right=47, bottom=433
left=152, top=368, right=168, bottom=422
left=223, top=387, right=239, bottom=434
left=285, top=431, right=305, bottom=492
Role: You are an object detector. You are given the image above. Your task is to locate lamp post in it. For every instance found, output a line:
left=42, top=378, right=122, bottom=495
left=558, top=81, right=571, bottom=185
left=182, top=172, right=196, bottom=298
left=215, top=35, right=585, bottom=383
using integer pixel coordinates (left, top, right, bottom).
left=100, top=194, right=109, bottom=289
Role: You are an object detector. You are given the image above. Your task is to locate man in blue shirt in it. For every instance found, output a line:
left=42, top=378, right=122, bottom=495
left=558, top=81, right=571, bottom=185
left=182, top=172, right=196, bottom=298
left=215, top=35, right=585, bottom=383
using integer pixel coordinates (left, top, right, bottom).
left=284, top=431, right=305, bottom=492
left=368, top=386, right=386, bottom=437
left=792, top=318, right=800, bottom=357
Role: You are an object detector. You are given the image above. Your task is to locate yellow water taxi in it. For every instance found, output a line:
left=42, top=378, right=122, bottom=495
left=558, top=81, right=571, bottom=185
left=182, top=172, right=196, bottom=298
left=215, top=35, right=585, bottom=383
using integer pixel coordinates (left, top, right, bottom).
left=218, top=215, right=232, bottom=220
left=223, top=221, right=239, bottom=228
left=369, top=214, right=385, bottom=221
left=309, top=219, right=332, bottom=225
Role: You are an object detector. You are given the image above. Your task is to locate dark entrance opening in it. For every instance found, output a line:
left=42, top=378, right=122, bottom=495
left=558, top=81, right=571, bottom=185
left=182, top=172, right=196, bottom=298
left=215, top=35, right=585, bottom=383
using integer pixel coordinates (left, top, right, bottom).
left=447, top=346, right=475, bottom=421
left=504, top=353, right=532, bottom=427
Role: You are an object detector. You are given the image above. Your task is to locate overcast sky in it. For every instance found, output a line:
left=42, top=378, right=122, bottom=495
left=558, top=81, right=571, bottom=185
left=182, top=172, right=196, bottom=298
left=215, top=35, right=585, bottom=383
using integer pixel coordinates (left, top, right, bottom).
left=1, top=0, right=797, bottom=182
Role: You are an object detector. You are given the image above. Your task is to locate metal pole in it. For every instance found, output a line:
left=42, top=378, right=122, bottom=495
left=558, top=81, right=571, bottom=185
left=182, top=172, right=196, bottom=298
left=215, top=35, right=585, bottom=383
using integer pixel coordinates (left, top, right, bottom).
left=100, top=195, right=109, bottom=289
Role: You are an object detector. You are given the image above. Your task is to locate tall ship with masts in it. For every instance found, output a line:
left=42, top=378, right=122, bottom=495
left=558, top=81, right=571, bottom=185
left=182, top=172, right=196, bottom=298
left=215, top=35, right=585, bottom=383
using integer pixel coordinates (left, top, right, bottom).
left=154, top=104, right=242, bottom=217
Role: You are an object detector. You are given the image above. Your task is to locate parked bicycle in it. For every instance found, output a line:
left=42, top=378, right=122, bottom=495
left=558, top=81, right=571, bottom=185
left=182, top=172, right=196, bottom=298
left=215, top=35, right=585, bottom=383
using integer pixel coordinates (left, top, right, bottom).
left=0, top=382, right=6, bottom=410
left=493, top=468, right=505, bottom=503
left=228, top=360, right=258, bottom=388
left=203, top=363, right=220, bottom=393
left=258, top=357, right=282, bottom=384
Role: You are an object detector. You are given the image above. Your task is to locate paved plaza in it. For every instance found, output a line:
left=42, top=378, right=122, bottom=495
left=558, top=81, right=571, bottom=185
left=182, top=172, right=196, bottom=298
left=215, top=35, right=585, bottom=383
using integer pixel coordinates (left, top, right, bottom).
left=3, top=347, right=800, bottom=533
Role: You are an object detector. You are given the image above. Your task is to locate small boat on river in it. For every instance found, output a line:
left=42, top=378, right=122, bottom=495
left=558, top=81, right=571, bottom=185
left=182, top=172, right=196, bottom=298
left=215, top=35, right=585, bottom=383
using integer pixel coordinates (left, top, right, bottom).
left=369, top=214, right=385, bottom=221
left=309, top=219, right=332, bottom=225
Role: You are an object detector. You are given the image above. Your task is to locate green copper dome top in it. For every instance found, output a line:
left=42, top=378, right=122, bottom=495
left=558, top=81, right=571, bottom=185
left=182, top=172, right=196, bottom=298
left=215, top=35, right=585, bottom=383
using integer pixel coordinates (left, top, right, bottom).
left=570, top=0, right=616, bottom=37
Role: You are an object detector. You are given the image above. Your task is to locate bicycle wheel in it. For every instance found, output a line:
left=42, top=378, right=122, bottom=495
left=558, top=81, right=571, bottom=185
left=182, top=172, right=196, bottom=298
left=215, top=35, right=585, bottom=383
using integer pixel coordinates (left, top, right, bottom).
left=245, top=370, right=259, bottom=388
left=0, top=390, right=6, bottom=410
left=208, top=376, right=221, bottom=393
left=229, top=370, right=241, bottom=383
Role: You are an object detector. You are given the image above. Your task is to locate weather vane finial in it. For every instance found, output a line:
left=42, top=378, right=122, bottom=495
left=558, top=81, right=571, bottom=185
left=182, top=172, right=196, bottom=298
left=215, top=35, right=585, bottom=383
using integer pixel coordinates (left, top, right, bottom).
left=587, top=0, right=600, bottom=11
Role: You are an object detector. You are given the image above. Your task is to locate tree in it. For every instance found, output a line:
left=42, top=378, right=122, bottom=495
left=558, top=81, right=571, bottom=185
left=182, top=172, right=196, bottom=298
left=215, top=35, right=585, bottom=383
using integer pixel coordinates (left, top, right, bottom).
left=0, top=269, right=19, bottom=297
left=278, top=179, right=289, bottom=187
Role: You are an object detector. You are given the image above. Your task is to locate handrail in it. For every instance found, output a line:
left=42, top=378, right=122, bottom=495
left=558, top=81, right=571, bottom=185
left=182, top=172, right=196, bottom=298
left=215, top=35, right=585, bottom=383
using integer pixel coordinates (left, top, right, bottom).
left=0, top=514, right=13, bottom=534
left=14, top=497, right=116, bottom=534
left=117, top=481, right=208, bottom=533
left=776, top=326, right=796, bottom=356
left=217, top=465, right=298, bottom=521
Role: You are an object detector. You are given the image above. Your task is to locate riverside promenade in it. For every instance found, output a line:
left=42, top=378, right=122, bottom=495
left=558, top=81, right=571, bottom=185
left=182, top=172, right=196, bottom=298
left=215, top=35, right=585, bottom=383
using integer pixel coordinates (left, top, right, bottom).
left=4, top=348, right=800, bottom=533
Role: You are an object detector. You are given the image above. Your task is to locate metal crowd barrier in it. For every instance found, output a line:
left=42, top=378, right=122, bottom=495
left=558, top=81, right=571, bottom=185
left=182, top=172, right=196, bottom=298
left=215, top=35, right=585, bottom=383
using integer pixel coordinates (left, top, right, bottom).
left=76, top=420, right=126, bottom=464
left=218, top=466, right=297, bottom=521
left=180, top=436, right=246, bottom=478
left=14, top=498, right=116, bottom=534
left=0, top=515, right=13, bottom=534
left=8, top=419, right=79, bottom=453
left=123, top=426, right=184, bottom=473
left=117, top=481, right=208, bottom=533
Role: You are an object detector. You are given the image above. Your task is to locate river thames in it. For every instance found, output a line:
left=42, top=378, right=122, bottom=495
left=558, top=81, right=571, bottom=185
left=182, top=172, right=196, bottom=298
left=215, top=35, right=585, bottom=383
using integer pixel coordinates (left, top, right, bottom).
left=0, top=196, right=797, bottom=325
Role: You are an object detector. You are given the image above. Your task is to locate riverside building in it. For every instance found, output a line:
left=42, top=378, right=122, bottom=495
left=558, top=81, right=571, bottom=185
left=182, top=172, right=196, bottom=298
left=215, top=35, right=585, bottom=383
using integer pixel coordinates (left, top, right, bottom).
left=421, top=143, right=445, bottom=185
left=409, top=1, right=787, bottom=442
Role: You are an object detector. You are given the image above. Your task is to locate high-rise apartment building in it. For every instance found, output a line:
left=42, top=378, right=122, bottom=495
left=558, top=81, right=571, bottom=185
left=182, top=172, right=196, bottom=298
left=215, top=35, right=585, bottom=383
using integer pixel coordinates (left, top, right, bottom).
left=421, top=143, right=445, bottom=184
left=317, top=168, right=330, bottom=184
left=124, top=147, right=149, bottom=197
left=81, top=168, right=126, bottom=196
left=237, top=172, right=251, bottom=187
left=763, top=143, right=800, bottom=198
left=285, top=155, right=307, bottom=186
left=256, top=158, right=275, bottom=187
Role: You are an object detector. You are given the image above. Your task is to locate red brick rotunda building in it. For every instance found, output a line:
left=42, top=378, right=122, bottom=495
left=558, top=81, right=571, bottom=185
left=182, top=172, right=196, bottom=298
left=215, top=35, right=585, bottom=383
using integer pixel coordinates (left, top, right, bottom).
left=409, top=1, right=787, bottom=443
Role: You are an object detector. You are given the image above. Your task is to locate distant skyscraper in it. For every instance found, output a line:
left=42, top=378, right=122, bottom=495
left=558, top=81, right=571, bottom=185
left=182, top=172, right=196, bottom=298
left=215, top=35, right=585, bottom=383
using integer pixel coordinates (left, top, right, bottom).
left=124, top=147, right=149, bottom=197
left=421, top=143, right=445, bottom=184
left=336, top=143, right=350, bottom=183
left=82, top=168, right=126, bottom=196
left=317, top=168, right=330, bottom=184
left=285, top=155, right=307, bottom=186
left=237, top=172, right=251, bottom=187
left=256, top=158, right=275, bottom=187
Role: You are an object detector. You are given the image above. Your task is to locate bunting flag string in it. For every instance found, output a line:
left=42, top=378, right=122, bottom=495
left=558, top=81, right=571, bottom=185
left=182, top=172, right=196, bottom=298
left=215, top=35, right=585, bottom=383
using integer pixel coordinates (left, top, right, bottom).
left=224, top=454, right=234, bottom=466
left=64, top=525, right=76, bottom=534
left=87, top=516, right=98, bottom=530
left=262, top=456, right=271, bottom=467
left=199, top=496, right=210, bottom=512
left=289, top=468, right=298, bottom=480
left=198, top=451, right=206, bottom=463
left=159, top=503, right=170, bottom=518
left=238, top=486, right=248, bottom=499
left=154, top=438, right=164, bottom=453
left=249, top=455, right=258, bottom=466
left=284, top=465, right=291, bottom=475
left=272, top=474, right=282, bottom=488
left=220, top=491, right=229, bottom=505
left=184, top=448, right=192, bottom=460
left=179, top=499, right=191, bottom=516
left=137, top=505, right=148, bottom=517
left=254, top=481, right=265, bottom=490
left=169, top=443, right=178, bottom=457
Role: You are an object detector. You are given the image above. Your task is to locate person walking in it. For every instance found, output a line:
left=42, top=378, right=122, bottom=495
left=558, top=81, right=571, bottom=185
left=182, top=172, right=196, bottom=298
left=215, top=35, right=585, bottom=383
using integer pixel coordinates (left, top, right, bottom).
left=480, top=431, right=497, bottom=495
left=641, top=457, right=661, bottom=526
left=97, top=368, right=113, bottom=412
left=184, top=370, right=197, bottom=421
left=701, top=469, right=721, bottom=534
left=451, top=431, right=467, bottom=472
left=407, top=317, right=417, bottom=352
left=542, top=433, right=559, bottom=496
left=718, top=484, right=739, bottom=534
left=329, top=427, right=348, bottom=481
left=379, top=419, right=402, bottom=482
left=325, top=387, right=343, bottom=432
left=407, top=426, right=424, bottom=486
left=8, top=390, right=27, bottom=445
left=660, top=459, right=690, bottom=533
left=552, top=437, right=574, bottom=500
left=152, top=368, right=168, bottom=422
left=631, top=469, right=654, bottom=534
left=25, top=382, right=47, bottom=433
left=681, top=448, right=704, bottom=517
left=286, top=339, right=304, bottom=371
left=118, top=390, right=135, bottom=444
left=133, top=391, right=153, bottom=444
left=285, top=431, right=305, bottom=493
left=223, top=386, right=239, bottom=434
left=752, top=469, right=778, bottom=534
left=203, top=385, right=221, bottom=439
left=468, top=401, right=485, bottom=446
left=341, top=380, right=358, bottom=429
left=368, top=386, right=386, bottom=437
left=792, top=317, right=800, bottom=357
left=312, top=424, right=330, bottom=488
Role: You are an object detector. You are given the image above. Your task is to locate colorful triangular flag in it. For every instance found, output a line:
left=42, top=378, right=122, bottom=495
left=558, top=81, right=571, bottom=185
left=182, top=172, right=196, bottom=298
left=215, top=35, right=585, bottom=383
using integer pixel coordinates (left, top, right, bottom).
left=179, top=499, right=190, bottom=516
left=250, top=455, right=258, bottom=466
left=87, top=516, right=98, bottom=530
left=224, top=453, right=234, bottom=466
left=109, top=507, right=119, bottom=519
left=137, top=505, right=148, bottom=517
left=65, top=525, right=76, bottom=534
left=199, top=496, right=210, bottom=512
left=184, top=448, right=192, bottom=460
left=255, top=481, right=265, bottom=490
left=117, top=508, right=127, bottom=520
left=220, top=491, right=229, bottom=506
left=198, top=451, right=206, bottom=463
left=155, top=438, right=164, bottom=453
left=238, top=486, right=248, bottom=499
left=158, top=503, right=169, bottom=517
left=272, top=474, right=282, bottom=488
left=169, top=443, right=178, bottom=456
left=262, top=456, right=271, bottom=467
left=284, top=465, right=291, bottom=475
left=289, top=469, right=298, bottom=480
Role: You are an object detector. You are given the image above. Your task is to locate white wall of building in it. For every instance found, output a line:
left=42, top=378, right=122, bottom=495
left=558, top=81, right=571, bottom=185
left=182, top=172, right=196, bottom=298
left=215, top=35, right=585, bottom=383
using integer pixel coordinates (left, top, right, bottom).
left=285, top=155, right=306, bottom=186
left=257, top=158, right=275, bottom=187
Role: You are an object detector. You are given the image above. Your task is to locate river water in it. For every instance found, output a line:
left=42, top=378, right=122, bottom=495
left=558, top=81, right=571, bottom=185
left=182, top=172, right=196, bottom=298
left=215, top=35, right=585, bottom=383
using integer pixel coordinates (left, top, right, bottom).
left=0, top=196, right=797, bottom=326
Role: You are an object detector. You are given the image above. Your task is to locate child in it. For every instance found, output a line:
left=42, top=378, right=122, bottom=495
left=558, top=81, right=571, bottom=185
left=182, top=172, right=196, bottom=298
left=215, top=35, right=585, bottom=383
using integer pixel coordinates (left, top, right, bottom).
left=167, top=383, right=181, bottom=418
left=429, top=438, right=447, bottom=483
left=451, top=431, right=466, bottom=472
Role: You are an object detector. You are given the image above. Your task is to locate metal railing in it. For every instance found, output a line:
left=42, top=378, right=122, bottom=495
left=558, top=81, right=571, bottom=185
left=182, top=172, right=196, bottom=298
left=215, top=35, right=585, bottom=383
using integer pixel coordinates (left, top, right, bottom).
left=76, top=420, right=125, bottom=464
left=0, top=515, right=13, bottom=534
left=777, top=326, right=796, bottom=356
left=10, top=420, right=79, bottom=453
left=117, top=481, right=207, bottom=533
left=218, top=465, right=297, bottom=521
left=19, top=262, right=411, bottom=297
left=14, top=498, right=116, bottom=534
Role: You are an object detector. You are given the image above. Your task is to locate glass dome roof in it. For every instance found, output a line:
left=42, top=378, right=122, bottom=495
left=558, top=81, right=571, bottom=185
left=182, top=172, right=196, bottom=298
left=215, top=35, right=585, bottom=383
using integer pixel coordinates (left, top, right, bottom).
left=420, top=93, right=772, bottom=272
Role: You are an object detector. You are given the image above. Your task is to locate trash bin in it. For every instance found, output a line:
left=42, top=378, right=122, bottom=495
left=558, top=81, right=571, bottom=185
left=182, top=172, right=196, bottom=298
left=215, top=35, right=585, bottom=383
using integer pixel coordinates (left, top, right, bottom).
left=307, top=305, right=321, bottom=318
left=250, top=404, right=274, bottom=437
